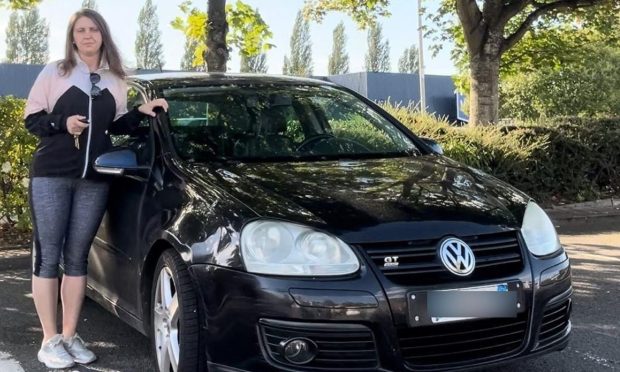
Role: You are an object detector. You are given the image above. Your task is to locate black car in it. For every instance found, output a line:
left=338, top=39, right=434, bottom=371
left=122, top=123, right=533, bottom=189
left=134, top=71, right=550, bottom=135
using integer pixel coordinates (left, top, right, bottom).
left=89, top=73, right=572, bottom=372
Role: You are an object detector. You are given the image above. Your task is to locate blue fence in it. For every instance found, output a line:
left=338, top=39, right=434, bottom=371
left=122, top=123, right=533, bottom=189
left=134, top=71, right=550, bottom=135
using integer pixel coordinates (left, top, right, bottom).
left=325, top=72, right=457, bottom=120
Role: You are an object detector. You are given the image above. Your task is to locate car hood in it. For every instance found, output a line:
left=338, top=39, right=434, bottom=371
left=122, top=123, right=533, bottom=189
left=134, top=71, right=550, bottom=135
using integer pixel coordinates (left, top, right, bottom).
left=189, top=155, right=530, bottom=242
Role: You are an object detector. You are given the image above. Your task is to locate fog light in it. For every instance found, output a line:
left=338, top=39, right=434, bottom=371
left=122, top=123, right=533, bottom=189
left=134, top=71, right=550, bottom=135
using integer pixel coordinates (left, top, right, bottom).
left=280, top=338, right=317, bottom=365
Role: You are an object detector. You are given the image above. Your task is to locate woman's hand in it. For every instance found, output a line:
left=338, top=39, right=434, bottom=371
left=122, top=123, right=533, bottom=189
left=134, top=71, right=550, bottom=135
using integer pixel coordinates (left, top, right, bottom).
left=138, top=98, right=169, bottom=117
left=66, top=115, right=89, bottom=135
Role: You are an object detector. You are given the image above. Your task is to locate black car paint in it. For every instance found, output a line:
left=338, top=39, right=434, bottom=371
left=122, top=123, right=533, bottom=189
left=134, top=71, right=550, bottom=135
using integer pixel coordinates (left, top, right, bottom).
left=85, top=73, right=571, bottom=372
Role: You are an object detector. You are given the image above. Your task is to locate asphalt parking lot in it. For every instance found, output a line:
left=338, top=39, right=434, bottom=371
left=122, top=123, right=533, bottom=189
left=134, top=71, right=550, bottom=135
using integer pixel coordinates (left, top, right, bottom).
left=0, top=216, right=618, bottom=372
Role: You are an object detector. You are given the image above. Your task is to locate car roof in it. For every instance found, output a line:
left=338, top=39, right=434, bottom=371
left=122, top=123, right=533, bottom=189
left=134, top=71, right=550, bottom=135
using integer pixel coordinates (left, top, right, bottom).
left=128, top=72, right=338, bottom=90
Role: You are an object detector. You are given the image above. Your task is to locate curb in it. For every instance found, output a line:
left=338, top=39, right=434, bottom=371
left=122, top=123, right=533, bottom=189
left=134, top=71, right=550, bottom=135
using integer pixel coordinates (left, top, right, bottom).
left=545, top=197, right=620, bottom=222
left=0, top=244, right=29, bottom=250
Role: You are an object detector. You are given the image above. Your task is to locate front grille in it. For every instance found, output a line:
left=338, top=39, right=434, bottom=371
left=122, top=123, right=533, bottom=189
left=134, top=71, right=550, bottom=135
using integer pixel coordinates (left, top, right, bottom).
left=359, top=231, right=524, bottom=285
left=398, top=312, right=528, bottom=368
left=259, top=319, right=379, bottom=370
left=537, top=299, right=571, bottom=349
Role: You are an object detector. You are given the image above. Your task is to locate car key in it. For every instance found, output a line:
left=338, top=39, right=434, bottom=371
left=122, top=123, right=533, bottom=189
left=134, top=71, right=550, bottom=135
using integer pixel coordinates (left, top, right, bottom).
left=74, top=118, right=89, bottom=149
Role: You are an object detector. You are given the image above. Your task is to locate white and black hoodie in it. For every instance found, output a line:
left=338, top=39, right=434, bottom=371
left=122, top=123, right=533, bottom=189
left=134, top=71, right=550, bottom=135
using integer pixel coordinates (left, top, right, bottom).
left=24, top=55, right=144, bottom=180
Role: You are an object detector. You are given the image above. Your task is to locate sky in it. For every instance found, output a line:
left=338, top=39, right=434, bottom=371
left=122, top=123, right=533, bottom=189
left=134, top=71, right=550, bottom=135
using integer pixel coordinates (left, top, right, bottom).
left=0, top=0, right=457, bottom=76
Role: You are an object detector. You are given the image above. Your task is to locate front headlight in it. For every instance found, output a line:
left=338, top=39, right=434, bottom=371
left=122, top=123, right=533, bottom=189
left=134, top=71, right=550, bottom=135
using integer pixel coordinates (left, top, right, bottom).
left=240, top=220, right=360, bottom=276
left=521, top=201, right=561, bottom=256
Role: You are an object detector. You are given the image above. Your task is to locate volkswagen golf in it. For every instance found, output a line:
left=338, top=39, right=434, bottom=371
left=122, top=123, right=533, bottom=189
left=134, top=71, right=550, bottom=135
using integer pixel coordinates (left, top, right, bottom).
left=88, top=73, right=572, bottom=371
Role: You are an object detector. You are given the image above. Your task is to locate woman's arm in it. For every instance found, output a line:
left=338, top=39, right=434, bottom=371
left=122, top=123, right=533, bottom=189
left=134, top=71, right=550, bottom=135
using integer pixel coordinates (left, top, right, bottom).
left=25, top=110, right=68, bottom=137
left=108, top=106, right=144, bottom=135
left=109, top=76, right=167, bottom=135
left=109, top=98, right=168, bottom=135
left=23, top=63, right=67, bottom=137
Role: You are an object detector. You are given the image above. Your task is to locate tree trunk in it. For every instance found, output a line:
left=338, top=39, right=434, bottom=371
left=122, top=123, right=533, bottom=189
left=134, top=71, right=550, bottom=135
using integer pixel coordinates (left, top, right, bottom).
left=205, top=0, right=228, bottom=72
left=469, top=53, right=500, bottom=126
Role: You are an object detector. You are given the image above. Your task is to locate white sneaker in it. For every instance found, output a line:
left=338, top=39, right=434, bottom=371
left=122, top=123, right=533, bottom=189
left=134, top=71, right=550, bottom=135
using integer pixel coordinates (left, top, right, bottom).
left=63, top=333, right=97, bottom=364
left=37, top=334, right=75, bottom=369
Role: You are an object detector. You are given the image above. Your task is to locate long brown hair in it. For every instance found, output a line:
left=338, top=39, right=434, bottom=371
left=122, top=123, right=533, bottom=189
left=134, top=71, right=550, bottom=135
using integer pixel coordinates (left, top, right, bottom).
left=58, top=9, right=125, bottom=78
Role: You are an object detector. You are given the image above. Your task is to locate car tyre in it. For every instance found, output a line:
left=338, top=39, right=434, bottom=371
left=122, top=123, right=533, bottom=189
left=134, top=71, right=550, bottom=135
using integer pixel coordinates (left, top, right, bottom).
left=150, top=249, right=200, bottom=372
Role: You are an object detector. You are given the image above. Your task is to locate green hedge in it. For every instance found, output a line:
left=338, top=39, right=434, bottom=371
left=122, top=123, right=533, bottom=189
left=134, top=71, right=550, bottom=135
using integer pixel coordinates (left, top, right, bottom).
left=383, top=105, right=620, bottom=204
left=0, top=96, right=36, bottom=231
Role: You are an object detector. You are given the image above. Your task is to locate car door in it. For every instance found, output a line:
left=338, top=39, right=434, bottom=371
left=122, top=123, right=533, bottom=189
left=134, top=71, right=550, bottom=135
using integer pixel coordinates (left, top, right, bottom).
left=89, top=84, right=153, bottom=319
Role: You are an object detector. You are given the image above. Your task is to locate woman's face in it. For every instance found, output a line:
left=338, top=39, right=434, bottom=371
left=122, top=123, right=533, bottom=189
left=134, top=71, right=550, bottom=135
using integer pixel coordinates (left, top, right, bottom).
left=72, top=16, right=102, bottom=57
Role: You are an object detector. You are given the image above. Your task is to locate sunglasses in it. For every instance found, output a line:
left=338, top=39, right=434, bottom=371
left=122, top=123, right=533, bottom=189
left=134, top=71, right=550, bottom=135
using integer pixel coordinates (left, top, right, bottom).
left=90, top=72, right=101, bottom=98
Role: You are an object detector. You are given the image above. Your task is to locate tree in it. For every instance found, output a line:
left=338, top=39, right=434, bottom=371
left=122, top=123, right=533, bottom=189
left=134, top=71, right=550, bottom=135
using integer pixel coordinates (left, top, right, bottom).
left=500, top=22, right=620, bottom=119
left=303, top=0, right=390, bottom=29
left=4, top=13, right=20, bottom=63
left=0, top=0, right=41, bottom=9
left=435, top=0, right=617, bottom=125
left=181, top=37, right=205, bottom=71
left=240, top=53, right=268, bottom=73
left=365, top=23, right=390, bottom=72
left=81, top=0, right=97, bottom=10
left=135, top=0, right=165, bottom=70
left=500, top=52, right=620, bottom=119
left=328, top=21, right=349, bottom=75
left=172, top=0, right=274, bottom=72
left=304, top=0, right=615, bottom=125
left=4, top=8, right=49, bottom=64
left=282, top=56, right=290, bottom=74
left=206, top=0, right=228, bottom=72
left=398, top=44, right=418, bottom=74
left=283, top=10, right=313, bottom=76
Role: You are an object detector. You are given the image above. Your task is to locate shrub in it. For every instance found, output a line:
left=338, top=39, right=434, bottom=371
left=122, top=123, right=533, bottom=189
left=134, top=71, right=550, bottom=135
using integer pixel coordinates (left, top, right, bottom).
left=381, top=104, right=619, bottom=204
left=331, top=115, right=393, bottom=151
left=0, top=96, right=36, bottom=231
left=499, top=47, right=620, bottom=120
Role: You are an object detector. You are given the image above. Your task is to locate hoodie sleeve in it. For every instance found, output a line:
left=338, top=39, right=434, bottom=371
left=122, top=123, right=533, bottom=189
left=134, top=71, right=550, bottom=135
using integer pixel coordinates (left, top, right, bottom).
left=109, top=106, right=145, bottom=135
left=108, top=78, right=146, bottom=135
left=23, top=63, right=68, bottom=136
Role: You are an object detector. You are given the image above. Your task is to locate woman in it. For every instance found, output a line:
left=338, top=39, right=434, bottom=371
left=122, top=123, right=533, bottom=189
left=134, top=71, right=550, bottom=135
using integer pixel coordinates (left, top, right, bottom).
left=24, top=9, right=167, bottom=369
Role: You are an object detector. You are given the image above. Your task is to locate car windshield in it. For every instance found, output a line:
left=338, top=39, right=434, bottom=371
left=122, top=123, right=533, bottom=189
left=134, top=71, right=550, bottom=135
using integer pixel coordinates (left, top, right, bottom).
left=163, top=84, right=420, bottom=162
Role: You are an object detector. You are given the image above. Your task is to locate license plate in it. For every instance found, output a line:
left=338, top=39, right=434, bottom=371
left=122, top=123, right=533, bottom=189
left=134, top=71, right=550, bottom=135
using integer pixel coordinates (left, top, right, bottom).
left=407, top=282, right=522, bottom=326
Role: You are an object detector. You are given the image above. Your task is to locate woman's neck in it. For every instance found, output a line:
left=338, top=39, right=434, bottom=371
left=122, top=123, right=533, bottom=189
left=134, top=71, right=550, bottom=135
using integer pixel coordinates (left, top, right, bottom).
left=78, top=52, right=101, bottom=72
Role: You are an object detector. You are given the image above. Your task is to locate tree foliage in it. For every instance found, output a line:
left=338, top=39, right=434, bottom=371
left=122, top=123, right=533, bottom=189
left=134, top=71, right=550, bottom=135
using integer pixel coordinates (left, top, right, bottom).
left=0, top=0, right=40, bottom=9
left=4, top=8, right=49, bottom=64
left=398, top=44, right=418, bottom=73
left=240, top=52, right=268, bottom=73
left=328, top=21, right=349, bottom=75
left=501, top=44, right=620, bottom=119
left=283, top=10, right=313, bottom=76
left=181, top=37, right=205, bottom=71
left=135, top=0, right=165, bottom=70
left=4, top=13, right=20, bottom=63
left=306, top=0, right=616, bottom=124
left=81, top=0, right=97, bottom=10
left=428, top=0, right=618, bottom=124
left=172, top=0, right=273, bottom=72
left=365, top=23, right=390, bottom=72
left=282, top=55, right=290, bottom=75
left=303, top=0, right=390, bottom=29
left=0, top=97, right=37, bottom=229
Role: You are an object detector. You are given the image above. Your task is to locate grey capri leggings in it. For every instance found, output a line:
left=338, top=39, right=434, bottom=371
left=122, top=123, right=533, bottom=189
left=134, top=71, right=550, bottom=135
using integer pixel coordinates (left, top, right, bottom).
left=29, top=177, right=109, bottom=278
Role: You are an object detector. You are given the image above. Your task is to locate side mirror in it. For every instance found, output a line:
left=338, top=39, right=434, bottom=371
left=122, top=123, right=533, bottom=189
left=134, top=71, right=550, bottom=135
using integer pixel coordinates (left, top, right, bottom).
left=94, top=149, right=149, bottom=177
left=420, top=137, right=444, bottom=155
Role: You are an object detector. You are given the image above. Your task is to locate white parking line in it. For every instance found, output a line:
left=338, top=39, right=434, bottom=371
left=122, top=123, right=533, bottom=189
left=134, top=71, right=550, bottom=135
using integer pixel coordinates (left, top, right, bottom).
left=0, top=351, right=25, bottom=372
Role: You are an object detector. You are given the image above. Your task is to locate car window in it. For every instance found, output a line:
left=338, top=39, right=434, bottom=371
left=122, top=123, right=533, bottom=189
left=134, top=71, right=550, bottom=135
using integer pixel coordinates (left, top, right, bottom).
left=163, top=84, right=419, bottom=162
left=109, top=85, right=152, bottom=165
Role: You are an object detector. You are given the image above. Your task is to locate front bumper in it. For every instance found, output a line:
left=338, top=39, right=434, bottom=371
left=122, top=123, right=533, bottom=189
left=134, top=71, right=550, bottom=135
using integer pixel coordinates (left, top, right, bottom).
left=189, top=250, right=572, bottom=372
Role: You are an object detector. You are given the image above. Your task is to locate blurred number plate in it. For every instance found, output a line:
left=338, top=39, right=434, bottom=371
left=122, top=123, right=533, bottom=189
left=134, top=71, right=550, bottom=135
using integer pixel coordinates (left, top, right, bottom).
left=407, top=283, right=520, bottom=326
left=429, top=283, right=516, bottom=323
